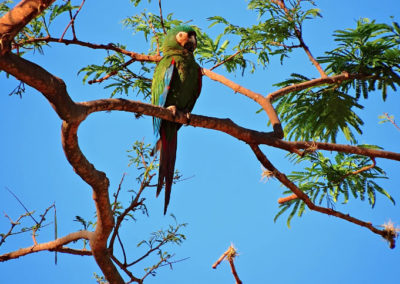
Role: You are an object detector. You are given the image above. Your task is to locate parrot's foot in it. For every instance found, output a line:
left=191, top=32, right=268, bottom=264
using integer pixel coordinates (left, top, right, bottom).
left=166, top=105, right=177, bottom=117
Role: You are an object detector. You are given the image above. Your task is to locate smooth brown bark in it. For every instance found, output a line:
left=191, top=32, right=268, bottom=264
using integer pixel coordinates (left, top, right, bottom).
left=0, top=0, right=55, bottom=54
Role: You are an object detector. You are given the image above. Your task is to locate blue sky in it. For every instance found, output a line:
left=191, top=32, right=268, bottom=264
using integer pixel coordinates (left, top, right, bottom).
left=1, top=0, right=400, bottom=283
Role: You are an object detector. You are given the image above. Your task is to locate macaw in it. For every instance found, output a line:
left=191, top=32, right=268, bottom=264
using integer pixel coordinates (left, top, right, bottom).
left=151, top=25, right=202, bottom=214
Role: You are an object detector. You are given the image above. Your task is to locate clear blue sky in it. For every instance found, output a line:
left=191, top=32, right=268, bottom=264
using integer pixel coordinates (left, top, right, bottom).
left=1, top=0, right=400, bottom=283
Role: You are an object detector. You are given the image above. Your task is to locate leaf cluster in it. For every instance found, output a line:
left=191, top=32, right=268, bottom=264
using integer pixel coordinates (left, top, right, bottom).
left=273, top=73, right=364, bottom=143
left=319, top=19, right=400, bottom=101
left=79, top=50, right=153, bottom=99
left=205, top=0, right=321, bottom=71
left=275, top=149, right=394, bottom=226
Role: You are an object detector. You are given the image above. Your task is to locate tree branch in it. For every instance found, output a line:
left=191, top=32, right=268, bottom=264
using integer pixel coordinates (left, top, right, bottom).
left=59, top=0, right=85, bottom=41
left=212, top=245, right=242, bottom=284
left=270, top=0, right=327, bottom=77
left=77, top=99, right=400, bottom=161
left=267, top=72, right=376, bottom=101
left=61, top=120, right=124, bottom=284
left=278, top=157, right=377, bottom=204
left=0, top=0, right=55, bottom=54
left=0, top=52, right=83, bottom=121
left=249, top=144, right=396, bottom=249
left=202, top=68, right=284, bottom=138
left=12, top=36, right=161, bottom=62
left=0, top=230, right=92, bottom=261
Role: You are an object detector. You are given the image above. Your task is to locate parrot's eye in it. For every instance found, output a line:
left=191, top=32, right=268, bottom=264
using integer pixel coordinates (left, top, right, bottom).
left=178, top=32, right=184, bottom=38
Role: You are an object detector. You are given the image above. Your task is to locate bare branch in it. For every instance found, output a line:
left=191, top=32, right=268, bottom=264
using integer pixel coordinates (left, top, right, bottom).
left=0, top=213, right=30, bottom=246
left=202, top=68, right=284, bottom=138
left=0, top=231, right=92, bottom=261
left=59, top=0, right=86, bottom=41
left=158, top=0, right=166, bottom=34
left=209, top=50, right=241, bottom=71
left=148, top=17, right=160, bottom=55
left=5, top=187, right=38, bottom=224
left=212, top=245, right=242, bottom=284
left=112, top=173, right=127, bottom=214
left=12, top=36, right=161, bottom=62
left=383, top=113, right=400, bottom=131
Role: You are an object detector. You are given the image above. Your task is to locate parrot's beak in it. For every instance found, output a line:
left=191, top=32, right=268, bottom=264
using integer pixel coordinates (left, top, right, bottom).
left=184, top=33, right=197, bottom=52
left=176, top=31, right=197, bottom=52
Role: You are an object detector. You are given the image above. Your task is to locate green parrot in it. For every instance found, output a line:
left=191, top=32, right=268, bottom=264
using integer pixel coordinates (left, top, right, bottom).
left=151, top=25, right=202, bottom=214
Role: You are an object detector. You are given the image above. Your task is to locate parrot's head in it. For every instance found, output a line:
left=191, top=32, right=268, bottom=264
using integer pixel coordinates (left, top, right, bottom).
left=162, top=25, right=197, bottom=53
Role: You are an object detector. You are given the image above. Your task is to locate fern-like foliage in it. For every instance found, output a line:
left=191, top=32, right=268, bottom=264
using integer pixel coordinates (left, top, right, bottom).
left=273, top=74, right=364, bottom=143
left=275, top=148, right=394, bottom=227
left=318, top=19, right=400, bottom=101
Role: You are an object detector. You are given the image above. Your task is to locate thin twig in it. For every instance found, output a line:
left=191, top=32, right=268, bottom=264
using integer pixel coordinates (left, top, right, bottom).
left=32, top=203, right=55, bottom=245
left=0, top=213, right=28, bottom=246
left=270, top=0, right=327, bottom=77
left=210, top=50, right=241, bottom=71
left=59, top=0, right=85, bottom=41
left=112, top=173, right=127, bottom=213
left=109, top=172, right=155, bottom=251
left=111, top=255, right=142, bottom=284
left=5, top=187, right=38, bottom=224
left=158, top=0, right=167, bottom=34
left=148, top=18, right=160, bottom=55
left=117, top=232, right=127, bottom=265
left=383, top=113, right=400, bottom=131
left=212, top=245, right=242, bottom=284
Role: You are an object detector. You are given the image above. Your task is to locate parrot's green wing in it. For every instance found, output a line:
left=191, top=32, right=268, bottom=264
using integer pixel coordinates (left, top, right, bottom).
left=151, top=58, right=176, bottom=142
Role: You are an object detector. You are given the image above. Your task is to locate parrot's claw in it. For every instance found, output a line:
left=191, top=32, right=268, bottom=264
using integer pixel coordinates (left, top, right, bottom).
left=185, top=112, right=191, bottom=125
left=167, top=105, right=177, bottom=117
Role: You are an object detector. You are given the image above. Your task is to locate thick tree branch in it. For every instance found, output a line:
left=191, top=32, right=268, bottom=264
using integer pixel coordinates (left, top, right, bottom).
left=0, top=52, right=84, bottom=121
left=78, top=99, right=400, bottom=162
left=61, top=120, right=124, bottom=284
left=0, top=0, right=55, bottom=54
left=0, top=230, right=92, bottom=261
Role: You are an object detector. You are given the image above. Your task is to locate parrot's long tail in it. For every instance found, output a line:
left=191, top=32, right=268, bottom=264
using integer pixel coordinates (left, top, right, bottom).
left=156, top=127, right=177, bottom=215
